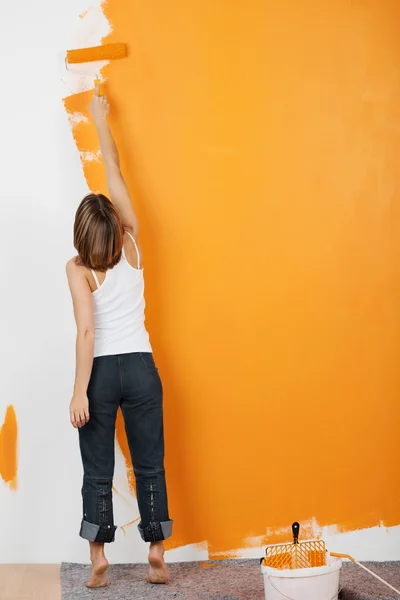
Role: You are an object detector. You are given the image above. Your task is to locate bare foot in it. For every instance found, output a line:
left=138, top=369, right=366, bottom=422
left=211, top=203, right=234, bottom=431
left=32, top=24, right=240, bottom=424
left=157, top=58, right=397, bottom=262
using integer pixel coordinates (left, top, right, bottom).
left=86, top=555, right=109, bottom=588
left=148, top=542, right=169, bottom=584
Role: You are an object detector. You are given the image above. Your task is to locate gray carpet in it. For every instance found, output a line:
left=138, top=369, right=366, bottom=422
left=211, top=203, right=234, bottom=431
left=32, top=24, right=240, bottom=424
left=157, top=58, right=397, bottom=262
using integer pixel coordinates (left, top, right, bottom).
left=61, top=560, right=400, bottom=600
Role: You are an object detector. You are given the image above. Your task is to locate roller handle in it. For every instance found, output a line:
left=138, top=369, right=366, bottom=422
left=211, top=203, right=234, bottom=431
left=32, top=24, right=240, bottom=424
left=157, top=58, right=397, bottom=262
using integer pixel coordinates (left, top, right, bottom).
left=331, top=553, right=400, bottom=596
left=94, top=78, right=104, bottom=97
left=292, top=522, right=300, bottom=544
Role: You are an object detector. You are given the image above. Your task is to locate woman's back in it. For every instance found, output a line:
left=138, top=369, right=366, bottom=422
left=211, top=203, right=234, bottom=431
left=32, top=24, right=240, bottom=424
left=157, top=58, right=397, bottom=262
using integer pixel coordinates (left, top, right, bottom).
left=90, top=231, right=151, bottom=357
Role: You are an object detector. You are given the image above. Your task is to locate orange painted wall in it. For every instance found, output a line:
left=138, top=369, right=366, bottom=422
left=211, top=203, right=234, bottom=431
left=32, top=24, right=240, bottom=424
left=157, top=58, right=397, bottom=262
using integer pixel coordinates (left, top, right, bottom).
left=65, top=0, right=400, bottom=556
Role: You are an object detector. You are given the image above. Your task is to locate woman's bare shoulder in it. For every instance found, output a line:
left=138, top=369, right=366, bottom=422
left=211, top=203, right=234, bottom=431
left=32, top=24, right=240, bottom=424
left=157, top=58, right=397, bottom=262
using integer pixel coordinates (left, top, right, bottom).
left=66, top=257, right=89, bottom=279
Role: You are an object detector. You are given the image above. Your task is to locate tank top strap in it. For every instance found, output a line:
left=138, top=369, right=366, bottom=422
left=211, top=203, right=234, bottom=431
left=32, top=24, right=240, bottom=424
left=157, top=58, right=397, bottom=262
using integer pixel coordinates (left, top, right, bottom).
left=125, top=230, right=141, bottom=269
left=91, top=269, right=100, bottom=289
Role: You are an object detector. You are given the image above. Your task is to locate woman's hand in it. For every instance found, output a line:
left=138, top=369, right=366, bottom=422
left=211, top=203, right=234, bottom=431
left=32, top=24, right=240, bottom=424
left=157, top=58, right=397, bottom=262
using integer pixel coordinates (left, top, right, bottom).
left=90, top=84, right=109, bottom=126
left=70, top=393, right=90, bottom=428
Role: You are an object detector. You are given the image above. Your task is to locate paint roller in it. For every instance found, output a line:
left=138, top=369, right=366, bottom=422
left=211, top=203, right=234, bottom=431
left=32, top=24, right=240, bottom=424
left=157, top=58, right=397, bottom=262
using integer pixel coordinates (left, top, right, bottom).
left=65, top=43, right=127, bottom=95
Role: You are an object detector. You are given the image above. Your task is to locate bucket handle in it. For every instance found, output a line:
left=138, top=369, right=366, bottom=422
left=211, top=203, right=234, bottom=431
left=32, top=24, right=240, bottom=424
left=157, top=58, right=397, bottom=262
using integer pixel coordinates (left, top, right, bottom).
left=266, top=575, right=341, bottom=600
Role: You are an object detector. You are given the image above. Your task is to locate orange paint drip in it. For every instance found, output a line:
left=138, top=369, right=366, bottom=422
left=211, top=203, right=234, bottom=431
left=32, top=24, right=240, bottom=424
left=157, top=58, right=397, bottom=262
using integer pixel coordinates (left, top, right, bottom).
left=112, top=485, right=133, bottom=506
left=64, top=0, right=400, bottom=555
left=115, top=410, right=136, bottom=496
left=120, top=517, right=140, bottom=536
left=0, top=405, right=18, bottom=490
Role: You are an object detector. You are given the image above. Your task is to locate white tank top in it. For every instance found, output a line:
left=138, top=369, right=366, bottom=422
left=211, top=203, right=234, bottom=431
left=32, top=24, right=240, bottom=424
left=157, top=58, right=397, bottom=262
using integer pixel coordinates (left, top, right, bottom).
left=91, top=231, right=152, bottom=358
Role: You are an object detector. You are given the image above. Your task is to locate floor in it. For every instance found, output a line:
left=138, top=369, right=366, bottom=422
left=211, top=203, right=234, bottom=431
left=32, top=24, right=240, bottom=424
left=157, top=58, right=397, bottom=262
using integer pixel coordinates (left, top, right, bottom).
left=60, top=560, right=400, bottom=600
left=2, top=562, right=400, bottom=600
left=0, top=565, right=61, bottom=600
left=61, top=560, right=264, bottom=600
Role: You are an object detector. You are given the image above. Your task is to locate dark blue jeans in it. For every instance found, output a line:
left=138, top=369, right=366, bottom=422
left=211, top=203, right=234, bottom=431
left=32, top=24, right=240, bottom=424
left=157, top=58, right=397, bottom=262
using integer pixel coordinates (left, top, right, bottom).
left=78, top=352, right=172, bottom=543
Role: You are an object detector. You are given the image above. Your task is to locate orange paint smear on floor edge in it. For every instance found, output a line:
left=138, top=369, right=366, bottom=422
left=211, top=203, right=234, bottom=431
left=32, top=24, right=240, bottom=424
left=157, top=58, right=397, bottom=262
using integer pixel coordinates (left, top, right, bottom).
left=0, top=405, right=18, bottom=490
left=64, top=0, right=400, bottom=555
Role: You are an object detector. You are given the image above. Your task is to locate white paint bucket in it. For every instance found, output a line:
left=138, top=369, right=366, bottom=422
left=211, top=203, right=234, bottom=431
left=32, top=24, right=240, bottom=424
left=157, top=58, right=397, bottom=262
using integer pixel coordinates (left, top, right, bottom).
left=261, top=554, right=342, bottom=600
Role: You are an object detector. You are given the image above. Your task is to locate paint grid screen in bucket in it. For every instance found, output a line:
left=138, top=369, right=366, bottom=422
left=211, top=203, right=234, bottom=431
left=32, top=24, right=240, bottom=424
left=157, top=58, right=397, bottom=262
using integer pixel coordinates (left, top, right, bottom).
left=263, top=523, right=327, bottom=570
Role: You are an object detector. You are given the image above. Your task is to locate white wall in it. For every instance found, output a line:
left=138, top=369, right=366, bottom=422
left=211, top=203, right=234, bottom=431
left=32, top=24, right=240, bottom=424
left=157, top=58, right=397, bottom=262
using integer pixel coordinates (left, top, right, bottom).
left=0, top=0, right=399, bottom=564
left=0, top=0, right=158, bottom=564
left=0, top=0, right=88, bottom=564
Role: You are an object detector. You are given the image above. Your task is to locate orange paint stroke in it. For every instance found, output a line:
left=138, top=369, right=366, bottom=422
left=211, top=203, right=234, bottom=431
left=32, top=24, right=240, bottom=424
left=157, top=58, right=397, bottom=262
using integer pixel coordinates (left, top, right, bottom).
left=115, top=409, right=136, bottom=496
left=0, top=405, right=18, bottom=490
left=112, top=484, right=134, bottom=506
left=64, top=0, right=400, bottom=556
left=120, top=517, right=140, bottom=536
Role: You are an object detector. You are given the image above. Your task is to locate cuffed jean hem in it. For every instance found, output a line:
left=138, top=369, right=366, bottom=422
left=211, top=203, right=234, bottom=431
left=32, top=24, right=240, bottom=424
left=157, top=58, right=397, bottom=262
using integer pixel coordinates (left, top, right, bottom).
left=79, top=519, right=117, bottom=543
left=138, top=519, right=173, bottom=542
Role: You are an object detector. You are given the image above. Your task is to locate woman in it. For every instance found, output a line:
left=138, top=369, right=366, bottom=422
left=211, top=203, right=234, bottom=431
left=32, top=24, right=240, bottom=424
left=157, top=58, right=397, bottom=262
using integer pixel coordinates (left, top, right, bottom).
left=66, top=85, right=172, bottom=588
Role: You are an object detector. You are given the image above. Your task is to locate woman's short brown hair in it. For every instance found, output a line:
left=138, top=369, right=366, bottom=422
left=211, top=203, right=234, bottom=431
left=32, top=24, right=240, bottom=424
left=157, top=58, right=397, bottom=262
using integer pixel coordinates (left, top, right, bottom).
left=74, top=193, right=123, bottom=272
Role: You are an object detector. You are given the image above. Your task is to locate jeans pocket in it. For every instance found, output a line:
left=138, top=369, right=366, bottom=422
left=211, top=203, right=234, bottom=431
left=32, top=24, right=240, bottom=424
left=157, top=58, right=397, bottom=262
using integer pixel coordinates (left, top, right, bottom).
left=139, top=352, right=158, bottom=372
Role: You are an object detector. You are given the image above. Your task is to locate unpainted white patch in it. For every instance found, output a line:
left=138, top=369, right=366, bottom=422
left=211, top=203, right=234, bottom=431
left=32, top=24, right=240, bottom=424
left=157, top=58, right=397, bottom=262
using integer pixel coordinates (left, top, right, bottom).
left=68, top=112, right=89, bottom=124
left=62, top=1, right=111, bottom=97
left=80, top=150, right=101, bottom=162
left=72, top=4, right=111, bottom=48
